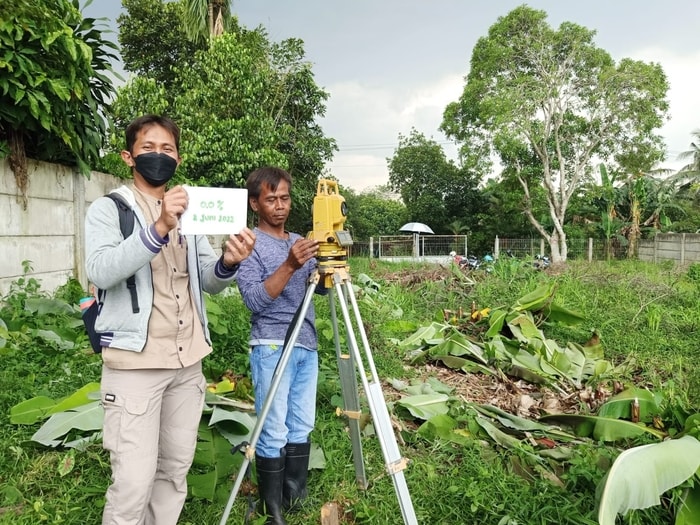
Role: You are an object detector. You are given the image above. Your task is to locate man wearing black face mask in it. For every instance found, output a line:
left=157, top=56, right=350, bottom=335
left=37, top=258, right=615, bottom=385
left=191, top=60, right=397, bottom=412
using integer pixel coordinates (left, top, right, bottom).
left=84, top=115, right=256, bottom=525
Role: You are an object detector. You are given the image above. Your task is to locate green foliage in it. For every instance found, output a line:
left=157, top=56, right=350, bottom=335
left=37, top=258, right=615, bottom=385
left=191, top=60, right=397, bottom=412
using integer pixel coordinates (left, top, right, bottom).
left=181, top=0, right=233, bottom=46
left=342, top=186, right=408, bottom=239
left=687, top=262, right=700, bottom=282
left=202, top=290, right=250, bottom=379
left=388, top=129, right=483, bottom=234
left=173, top=32, right=287, bottom=186
left=118, top=0, right=206, bottom=90
left=0, top=0, right=119, bottom=173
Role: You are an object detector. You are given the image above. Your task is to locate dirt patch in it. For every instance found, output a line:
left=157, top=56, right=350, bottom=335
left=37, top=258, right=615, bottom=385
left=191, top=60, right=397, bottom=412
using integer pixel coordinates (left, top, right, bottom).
left=408, top=363, right=618, bottom=418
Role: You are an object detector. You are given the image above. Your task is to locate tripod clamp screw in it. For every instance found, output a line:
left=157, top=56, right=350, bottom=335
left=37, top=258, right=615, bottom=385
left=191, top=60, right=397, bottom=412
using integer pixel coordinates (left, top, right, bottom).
left=336, top=406, right=362, bottom=420
left=386, top=457, right=410, bottom=475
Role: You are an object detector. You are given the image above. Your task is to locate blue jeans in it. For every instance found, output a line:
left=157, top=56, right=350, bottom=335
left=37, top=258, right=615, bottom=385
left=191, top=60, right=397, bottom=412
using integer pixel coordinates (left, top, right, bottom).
left=250, top=344, right=318, bottom=458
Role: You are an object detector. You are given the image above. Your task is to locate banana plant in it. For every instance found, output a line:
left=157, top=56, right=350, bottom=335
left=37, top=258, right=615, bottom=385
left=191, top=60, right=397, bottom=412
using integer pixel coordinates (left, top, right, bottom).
left=398, top=284, right=610, bottom=392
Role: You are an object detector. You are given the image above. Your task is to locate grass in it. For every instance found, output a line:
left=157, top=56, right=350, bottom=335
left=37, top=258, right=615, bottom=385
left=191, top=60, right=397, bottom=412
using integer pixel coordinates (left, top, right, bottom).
left=1, top=259, right=698, bottom=524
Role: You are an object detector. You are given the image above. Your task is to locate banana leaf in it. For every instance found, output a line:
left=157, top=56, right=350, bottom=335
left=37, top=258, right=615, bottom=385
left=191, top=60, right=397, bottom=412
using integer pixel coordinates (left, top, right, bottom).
left=598, top=435, right=700, bottom=525
left=507, top=313, right=544, bottom=343
left=539, top=413, right=666, bottom=441
left=10, top=396, right=60, bottom=425
left=513, top=284, right=555, bottom=312
left=541, top=302, right=585, bottom=325
left=31, top=401, right=104, bottom=447
left=428, top=330, right=488, bottom=364
left=396, top=393, right=450, bottom=420
left=398, top=322, right=447, bottom=349
left=485, top=309, right=508, bottom=337
left=597, top=387, right=659, bottom=420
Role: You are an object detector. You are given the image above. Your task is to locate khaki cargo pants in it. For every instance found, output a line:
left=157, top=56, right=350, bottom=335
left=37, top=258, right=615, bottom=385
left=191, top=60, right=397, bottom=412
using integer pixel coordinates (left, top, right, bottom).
left=100, top=362, right=206, bottom=525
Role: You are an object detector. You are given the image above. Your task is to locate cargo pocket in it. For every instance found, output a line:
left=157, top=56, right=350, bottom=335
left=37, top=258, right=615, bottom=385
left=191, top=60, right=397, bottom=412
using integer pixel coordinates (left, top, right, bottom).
left=102, top=393, right=151, bottom=455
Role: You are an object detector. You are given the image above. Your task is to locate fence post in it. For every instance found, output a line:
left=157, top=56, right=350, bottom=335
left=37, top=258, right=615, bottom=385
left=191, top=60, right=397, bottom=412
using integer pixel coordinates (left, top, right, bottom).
left=73, top=169, right=87, bottom=289
left=494, top=235, right=500, bottom=259
left=369, top=237, right=374, bottom=258
left=681, top=233, right=686, bottom=264
left=540, top=238, right=545, bottom=256
left=653, top=234, right=658, bottom=263
left=588, top=238, right=593, bottom=262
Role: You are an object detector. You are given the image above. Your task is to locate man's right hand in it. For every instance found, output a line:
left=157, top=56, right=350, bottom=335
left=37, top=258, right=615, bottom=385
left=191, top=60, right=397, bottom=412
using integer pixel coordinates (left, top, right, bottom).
left=155, top=185, right=188, bottom=238
left=286, top=238, right=319, bottom=270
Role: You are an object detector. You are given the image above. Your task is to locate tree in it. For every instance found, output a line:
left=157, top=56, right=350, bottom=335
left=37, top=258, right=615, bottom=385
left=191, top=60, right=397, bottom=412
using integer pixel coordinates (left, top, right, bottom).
left=342, top=186, right=408, bottom=240
left=118, top=0, right=206, bottom=91
left=181, top=0, right=232, bottom=45
left=441, top=6, right=669, bottom=263
left=670, top=129, right=700, bottom=206
left=677, top=129, right=700, bottom=175
left=0, top=0, right=119, bottom=206
left=388, top=129, right=481, bottom=234
left=110, top=2, right=336, bottom=232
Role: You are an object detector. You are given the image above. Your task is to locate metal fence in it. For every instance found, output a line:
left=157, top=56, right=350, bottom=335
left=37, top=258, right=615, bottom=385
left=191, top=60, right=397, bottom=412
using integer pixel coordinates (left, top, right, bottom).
left=346, top=235, right=467, bottom=262
left=347, top=234, right=700, bottom=264
left=349, top=235, right=619, bottom=262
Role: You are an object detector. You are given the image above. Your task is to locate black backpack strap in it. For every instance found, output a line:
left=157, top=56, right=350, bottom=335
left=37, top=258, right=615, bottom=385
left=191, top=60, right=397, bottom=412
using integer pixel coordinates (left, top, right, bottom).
left=105, top=193, right=140, bottom=314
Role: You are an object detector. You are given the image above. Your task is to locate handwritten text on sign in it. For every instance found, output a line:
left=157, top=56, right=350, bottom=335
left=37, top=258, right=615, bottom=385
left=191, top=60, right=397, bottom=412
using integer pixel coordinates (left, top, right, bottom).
left=179, top=186, right=248, bottom=235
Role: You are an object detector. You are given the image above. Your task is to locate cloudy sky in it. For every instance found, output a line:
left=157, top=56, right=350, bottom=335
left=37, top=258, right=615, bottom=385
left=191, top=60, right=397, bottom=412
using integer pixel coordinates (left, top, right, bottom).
left=85, top=1, right=700, bottom=191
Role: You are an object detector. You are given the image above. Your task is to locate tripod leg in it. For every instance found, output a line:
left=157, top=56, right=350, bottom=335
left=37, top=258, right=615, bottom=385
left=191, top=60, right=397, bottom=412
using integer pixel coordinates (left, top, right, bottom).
left=219, top=275, right=319, bottom=525
left=327, top=287, right=368, bottom=490
left=332, top=276, right=418, bottom=525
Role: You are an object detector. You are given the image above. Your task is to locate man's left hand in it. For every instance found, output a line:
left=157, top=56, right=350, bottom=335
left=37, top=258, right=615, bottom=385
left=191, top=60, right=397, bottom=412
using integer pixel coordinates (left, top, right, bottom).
left=223, top=227, right=256, bottom=267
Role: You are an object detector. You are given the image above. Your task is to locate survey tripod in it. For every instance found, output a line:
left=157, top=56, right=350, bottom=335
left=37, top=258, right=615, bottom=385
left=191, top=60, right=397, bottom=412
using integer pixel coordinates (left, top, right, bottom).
left=219, top=259, right=418, bottom=525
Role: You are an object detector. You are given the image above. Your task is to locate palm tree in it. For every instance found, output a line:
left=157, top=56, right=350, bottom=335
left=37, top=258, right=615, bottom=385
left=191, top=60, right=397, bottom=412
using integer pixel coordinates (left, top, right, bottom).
left=181, top=0, right=232, bottom=45
left=677, top=129, right=700, bottom=175
left=671, top=129, right=700, bottom=206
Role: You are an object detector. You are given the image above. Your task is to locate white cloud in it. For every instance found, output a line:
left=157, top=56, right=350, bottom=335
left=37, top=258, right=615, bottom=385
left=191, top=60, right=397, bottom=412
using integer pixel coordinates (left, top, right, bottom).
left=624, top=47, right=700, bottom=170
left=323, top=74, right=465, bottom=191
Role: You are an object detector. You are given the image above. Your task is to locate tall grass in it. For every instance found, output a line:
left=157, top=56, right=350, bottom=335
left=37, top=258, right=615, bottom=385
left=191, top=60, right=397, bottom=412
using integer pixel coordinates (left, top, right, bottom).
left=1, top=259, right=697, bottom=524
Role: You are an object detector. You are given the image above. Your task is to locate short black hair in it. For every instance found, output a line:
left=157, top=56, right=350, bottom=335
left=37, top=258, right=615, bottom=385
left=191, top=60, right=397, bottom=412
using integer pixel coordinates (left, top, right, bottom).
left=246, top=167, right=292, bottom=199
left=125, top=115, right=180, bottom=153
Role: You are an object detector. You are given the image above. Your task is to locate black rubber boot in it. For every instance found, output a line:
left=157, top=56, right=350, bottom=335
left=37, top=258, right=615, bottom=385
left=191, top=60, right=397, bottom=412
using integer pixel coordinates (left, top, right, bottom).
left=283, top=441, right=311, bottom=512
left=255, top=454, right=287, bottom=525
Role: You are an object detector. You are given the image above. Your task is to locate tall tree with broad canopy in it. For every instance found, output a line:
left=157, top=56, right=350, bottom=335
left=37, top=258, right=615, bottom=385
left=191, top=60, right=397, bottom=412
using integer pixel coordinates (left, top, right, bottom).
left=110, top=0, right=336, bottom=233
left=388, top=129, right=482, bottom=235
left=118, top=0, right=206, bottom=91
left=441, top=6, right=669, bottom=263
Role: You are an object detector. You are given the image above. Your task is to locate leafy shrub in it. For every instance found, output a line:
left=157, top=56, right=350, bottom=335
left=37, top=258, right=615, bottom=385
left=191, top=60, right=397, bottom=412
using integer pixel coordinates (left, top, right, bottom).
left=687, top=262, right=700, bottom=282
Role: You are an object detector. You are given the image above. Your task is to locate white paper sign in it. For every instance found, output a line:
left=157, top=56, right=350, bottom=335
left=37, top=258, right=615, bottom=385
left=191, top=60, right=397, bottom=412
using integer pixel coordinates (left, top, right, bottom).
left=180, top=186, right=248, bottom=235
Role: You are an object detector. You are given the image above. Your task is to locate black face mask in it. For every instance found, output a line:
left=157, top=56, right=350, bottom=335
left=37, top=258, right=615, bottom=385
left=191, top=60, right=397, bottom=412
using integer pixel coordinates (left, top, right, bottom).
left=133, top=152, right=177, bottom=187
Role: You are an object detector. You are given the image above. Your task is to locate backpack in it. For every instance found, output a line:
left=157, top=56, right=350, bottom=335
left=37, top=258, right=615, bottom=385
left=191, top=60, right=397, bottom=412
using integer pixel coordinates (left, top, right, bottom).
left=81, top=193, right=139, bottom=353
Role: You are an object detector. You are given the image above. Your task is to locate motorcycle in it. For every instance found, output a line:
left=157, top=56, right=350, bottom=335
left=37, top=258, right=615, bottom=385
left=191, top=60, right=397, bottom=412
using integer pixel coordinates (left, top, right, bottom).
left=450, top=252, right=493, bottom=272
left=534, top=254, right=550, bottom=270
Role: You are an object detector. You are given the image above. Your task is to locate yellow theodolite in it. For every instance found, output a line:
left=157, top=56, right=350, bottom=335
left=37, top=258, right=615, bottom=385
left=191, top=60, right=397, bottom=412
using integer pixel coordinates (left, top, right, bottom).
left=306, top=179, right=353, bottom=270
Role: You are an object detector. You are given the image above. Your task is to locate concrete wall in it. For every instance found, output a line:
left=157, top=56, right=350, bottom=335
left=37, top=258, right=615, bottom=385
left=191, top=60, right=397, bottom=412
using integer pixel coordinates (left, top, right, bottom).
left=0, top=158, right=120, bottom=296
left=638, top=233, right=700, bottom=264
